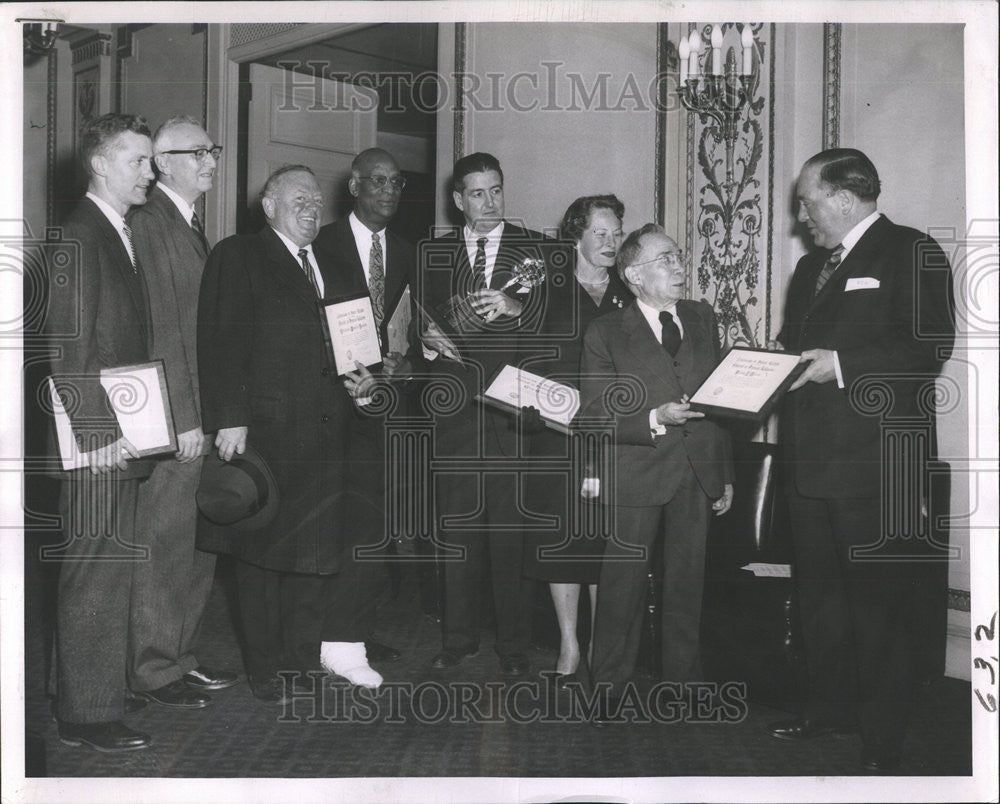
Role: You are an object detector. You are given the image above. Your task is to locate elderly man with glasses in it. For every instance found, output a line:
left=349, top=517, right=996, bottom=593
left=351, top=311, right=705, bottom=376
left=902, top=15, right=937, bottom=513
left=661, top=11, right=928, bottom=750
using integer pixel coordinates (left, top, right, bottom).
left=579, top=223, right=733, bottom=724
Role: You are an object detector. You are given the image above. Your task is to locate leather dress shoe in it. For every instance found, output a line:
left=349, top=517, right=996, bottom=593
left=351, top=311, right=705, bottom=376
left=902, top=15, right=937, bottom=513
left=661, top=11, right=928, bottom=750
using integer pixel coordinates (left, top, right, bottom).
left=58, top=720, right=151, bottom=752
left=430, top=647, right=479, bottom=669
left=861, top=745, right=902, bottom=773
left=365, top=640, right=402, bottom=663
left=499, top=653, right=530, bottom=677
left=125, top=695, right=147, bottom=714
left=767, top=718, right=855, bottom=741
left=137, top=679, right=211, bottom=709
left=183, top=665, right=239, bottom=691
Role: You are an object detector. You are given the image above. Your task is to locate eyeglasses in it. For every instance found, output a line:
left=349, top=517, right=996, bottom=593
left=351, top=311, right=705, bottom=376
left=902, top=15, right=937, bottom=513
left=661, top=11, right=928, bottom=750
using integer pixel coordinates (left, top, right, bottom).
left=358, top=174, right=406, bottom=190
left=160, top=146, right=223, bottom=162
left=628, top=250, right=685, bottom=270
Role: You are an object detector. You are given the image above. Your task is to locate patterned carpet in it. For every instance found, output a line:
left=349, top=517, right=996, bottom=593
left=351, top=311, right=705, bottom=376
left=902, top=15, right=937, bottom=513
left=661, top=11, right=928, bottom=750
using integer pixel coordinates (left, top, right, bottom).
left=24, top=559, right=972, bottom=782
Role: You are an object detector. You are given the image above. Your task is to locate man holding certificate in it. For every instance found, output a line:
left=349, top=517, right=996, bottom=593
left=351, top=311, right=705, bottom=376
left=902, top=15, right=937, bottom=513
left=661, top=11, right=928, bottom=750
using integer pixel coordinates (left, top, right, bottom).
left=419, top=152, right=551, bottom=677
left=46, top=113, right=157, bottom=752
left=198, top=165, right=383, bottom=699
left=579, top=224, right=733, bottom=721
left=314, top=147, right=420, bottom=665
left=767, top=149, right=955, bottom=772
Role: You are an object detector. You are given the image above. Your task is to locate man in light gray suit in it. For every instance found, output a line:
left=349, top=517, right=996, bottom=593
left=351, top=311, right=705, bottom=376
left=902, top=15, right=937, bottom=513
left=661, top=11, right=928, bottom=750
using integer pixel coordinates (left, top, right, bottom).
left=127, top=116, right=238, bottom=709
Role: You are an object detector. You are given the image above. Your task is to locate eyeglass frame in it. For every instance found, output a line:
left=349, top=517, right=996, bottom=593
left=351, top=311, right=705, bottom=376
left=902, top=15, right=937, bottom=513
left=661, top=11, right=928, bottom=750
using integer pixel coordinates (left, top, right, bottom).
left=626, top=249, right=686, bottom=271
left=357, top=174, right=407, bottom=191
left=158, top=145, right=223, bottom=162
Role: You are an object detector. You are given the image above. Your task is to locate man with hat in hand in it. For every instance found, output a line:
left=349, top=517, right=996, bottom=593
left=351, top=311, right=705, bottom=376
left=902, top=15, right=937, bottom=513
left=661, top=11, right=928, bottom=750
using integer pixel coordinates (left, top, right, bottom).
left=198, top=165, right=383, bottom=701
left=126, top=115, right=238, bottom=709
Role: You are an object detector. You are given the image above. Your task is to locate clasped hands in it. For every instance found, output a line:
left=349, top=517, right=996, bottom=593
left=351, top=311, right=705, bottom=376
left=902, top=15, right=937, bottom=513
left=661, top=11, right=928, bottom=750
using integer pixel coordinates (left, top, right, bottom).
left=766, top=340, right=836, bottom=390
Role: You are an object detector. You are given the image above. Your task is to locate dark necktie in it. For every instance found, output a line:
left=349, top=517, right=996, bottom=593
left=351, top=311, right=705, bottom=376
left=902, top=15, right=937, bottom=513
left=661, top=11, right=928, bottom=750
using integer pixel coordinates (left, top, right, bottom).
left=190, top=210, right=209, bottom=255
left=297, top=248, right=322, bottom=298
left=369, top=232, right=385, bottom=327
left=659, top=310, right=681, bottom=357
left=814, top=244, right=844, bottom=295
left=472, top=237, right=487, bottom=287
left=122, top=224, right=137, bottom=273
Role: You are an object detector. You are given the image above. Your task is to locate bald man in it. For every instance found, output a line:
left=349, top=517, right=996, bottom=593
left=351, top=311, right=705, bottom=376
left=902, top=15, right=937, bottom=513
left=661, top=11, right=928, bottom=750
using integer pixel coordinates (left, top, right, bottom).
left=313, top=148, right=420, bottom=665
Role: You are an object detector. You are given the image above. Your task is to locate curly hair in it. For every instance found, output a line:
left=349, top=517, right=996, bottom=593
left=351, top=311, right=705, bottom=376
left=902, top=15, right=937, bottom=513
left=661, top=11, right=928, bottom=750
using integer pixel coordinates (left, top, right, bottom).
left=79, top=113, right=151, bottom=177
left=559, top=194, right=625, bottom=243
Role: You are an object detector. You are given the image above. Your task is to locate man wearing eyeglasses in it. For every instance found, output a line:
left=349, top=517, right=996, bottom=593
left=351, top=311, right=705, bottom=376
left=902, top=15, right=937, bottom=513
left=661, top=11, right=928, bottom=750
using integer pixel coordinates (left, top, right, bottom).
left=125, top=116, right=238, bottom=711
left=311, top=147, right=419, bottom=668
left=579, top=224, right=733, bottom=723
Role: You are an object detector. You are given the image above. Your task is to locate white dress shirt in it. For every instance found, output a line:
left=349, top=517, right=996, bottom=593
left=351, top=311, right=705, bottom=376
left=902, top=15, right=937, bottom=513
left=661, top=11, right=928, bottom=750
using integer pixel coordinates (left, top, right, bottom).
left=463, top=220, right=504, bottom=286
left=156, top=181, right=196, bottom=227
left=348, top=211, right=388, bottom=289
left=271, top=228, right=325, bottom=297
left=86, top=191, right=134, bottom=265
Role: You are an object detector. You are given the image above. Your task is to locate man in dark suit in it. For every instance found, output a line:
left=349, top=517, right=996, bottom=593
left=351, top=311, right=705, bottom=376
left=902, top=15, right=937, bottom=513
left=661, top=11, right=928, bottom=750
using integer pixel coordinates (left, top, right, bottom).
left=580, top=224, right=733, bottom=716
left=47, top=113, right=156, bottom=751
left=419, top=152, right=550, bottom=677
left=767, top=148, right=955, bottom=772
left=126, top=116, right=237, bottom=710
left=313, top=147, right=420, bottom=665
left=198, top=165, right=383, bottom=699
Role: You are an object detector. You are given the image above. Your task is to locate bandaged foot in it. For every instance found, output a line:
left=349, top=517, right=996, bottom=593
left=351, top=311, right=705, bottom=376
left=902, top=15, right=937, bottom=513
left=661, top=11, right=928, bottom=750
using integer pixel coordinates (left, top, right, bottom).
left=320, top=641, right=383, bottom=689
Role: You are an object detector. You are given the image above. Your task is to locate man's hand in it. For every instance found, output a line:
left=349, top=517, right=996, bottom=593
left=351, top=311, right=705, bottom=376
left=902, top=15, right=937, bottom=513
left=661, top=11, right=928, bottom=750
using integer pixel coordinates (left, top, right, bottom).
left=215, top=426, right=248, bottom=462
left=520, top=405, right=546, bottom=434
left=176, top=426, right=206, bottom=463
left=382, top=351, right=413, bottom=380
left=654, top=395, right=705, bottom=426
left=88, top=436, right=139, bottom=475
left=713, top=483, right=734, bottom=516
left=421, top=321, right=458, bottom=361
left=470, top=288, right=523, bottom=321
left=766, top=339, right=784, bottom=351
left=344, top=361, right=377, bottom=399
left=788, top=348, right=837, bottom=391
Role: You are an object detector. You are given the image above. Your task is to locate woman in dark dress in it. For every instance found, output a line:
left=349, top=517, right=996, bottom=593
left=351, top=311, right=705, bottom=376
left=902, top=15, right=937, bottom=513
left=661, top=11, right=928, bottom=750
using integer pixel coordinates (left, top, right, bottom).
left=523, top=194, right=633, bottom=680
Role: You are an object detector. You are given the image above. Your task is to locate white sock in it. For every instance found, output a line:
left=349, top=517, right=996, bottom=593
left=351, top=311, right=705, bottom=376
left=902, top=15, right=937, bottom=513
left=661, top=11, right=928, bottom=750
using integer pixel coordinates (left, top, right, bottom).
left=320, top=641, right=383, bottom=689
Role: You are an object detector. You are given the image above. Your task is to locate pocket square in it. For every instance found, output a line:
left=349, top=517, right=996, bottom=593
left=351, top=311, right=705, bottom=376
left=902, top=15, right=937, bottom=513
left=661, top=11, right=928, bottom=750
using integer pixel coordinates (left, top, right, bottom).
left=845, top=277, right=880, bottom=291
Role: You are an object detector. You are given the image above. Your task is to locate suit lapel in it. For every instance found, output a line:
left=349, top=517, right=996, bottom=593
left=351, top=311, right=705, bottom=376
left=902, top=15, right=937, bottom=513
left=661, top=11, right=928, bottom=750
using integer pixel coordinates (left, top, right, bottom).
left=148, top=186, right=209, bottom=259
left=809, top=214, right=888, bottom=311
left=622, top=302, right=674, bottom=395
left=260, top=226, right=319, bottom=307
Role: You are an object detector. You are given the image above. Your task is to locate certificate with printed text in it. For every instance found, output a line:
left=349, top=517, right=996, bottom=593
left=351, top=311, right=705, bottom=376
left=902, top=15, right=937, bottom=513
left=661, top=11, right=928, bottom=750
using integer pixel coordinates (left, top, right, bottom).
left=688, top=348, right=806, bottom=421
left=324, top=294, right=383, bottom=376
left=478, top=364, right=580, bottom=434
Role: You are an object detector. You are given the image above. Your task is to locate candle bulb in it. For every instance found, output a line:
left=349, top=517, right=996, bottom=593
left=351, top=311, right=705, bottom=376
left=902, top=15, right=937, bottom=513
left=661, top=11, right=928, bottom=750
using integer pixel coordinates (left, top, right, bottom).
left=741, top=25, right=754, bottom=76
left=711, top=25, right=723, bottom=76
left=688, top=29, right=701, bottom=80
left=678, top=37, right=689, bottom=84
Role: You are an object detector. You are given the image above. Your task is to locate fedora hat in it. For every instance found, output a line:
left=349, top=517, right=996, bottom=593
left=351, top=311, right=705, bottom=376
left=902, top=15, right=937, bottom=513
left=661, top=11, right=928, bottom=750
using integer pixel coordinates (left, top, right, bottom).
left=197, top=445, right=279, bottom=533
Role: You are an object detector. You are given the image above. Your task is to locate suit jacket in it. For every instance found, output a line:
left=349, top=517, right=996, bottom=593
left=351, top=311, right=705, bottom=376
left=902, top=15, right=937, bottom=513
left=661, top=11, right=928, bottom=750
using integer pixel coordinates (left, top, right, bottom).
left=196, top=226, right=357, bottom=574
left=579, top=299, right=733, bottom=507
left=777, top=214, right=955, bottom=498
left=127, top=185, right=210, bottom=435
left=417, top=221, right=557, bottom=456
left=314, top=216, right=417, bottom=356
left=46, top=196, right=154, bottom=480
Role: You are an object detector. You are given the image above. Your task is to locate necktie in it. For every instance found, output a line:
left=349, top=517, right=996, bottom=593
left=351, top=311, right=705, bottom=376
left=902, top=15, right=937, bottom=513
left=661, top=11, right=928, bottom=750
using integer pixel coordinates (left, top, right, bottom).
left=298, top=248, right=322, bottom=298
left=369, top=232, right=385, bottom=327
left=122, top=224, right=137, bottom=273
left=472, top=237, right=487, bottom=287
left=814, top=244, right=844, bottom=295
left=190, top=210, right=209, bottom=255
left=659, top=310, right=681, bottom=357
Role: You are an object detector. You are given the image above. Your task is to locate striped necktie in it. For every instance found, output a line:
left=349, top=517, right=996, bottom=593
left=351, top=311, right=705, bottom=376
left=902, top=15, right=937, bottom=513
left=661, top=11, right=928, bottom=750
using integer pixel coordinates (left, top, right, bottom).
left=472, top=237, right=487, bottom=288
left=122, top=224, right=137, bottom=273
left=298, top=248, right=322, bottom=298
left=814, top=244, right=844, bottom=295
left=369, top=232, right=385, bottom=327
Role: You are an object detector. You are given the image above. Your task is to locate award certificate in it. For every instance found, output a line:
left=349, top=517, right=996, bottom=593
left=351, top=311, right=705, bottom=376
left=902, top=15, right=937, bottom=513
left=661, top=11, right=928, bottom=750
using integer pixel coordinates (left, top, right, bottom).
left=323, top=294, right=383, bottom=376
left=688, top=347, right=805, bottom=421
left=478, top=364, right=580, bottom=434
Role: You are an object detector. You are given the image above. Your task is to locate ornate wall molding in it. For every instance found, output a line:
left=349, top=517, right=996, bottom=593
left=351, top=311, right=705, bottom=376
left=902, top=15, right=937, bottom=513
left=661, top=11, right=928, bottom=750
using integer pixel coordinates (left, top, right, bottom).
left=654, top=23, right=671, bottom=226
left=70, top=32, right=111, bottom=66
left=822, top=23, right=841, bottom=150
left=690, top=23, right=770, bottom=351
left=453, top=22, right=467, bottom=164
left=46, top=48, right=57, bottom=229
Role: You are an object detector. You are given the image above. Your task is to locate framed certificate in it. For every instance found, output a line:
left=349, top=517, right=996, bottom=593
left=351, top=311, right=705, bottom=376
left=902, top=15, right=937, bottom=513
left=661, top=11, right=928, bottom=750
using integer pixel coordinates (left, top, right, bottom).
left=688, top=347, right=806, bottom=421
left=49, top=359, right=178, bottom=470
left=323, top=292, right=383, bottom=376
left=477, top=364, right=581, bottom=434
